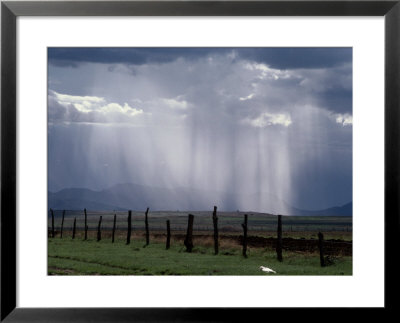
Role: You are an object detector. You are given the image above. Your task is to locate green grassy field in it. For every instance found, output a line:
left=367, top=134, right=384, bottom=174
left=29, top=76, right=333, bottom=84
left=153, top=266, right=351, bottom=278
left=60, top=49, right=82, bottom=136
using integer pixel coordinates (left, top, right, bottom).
left=48, top=237, right=352, bottom=276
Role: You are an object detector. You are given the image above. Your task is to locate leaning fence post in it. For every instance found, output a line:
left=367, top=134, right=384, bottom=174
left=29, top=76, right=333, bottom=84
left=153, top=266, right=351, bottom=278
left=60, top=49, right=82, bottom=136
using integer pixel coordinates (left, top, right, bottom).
left=126, top=210, right=132, bottom=245
left=318, top=232, right=325, bottom=267
left=84, top=208, right=88, bottom=240
left=166, top=220, right=171, bottom=250
left=212, top=206, right=219, bottom=255
left=112, top=214, right=116, bottom=243
left=97, top=216, right=102, bottom=242
left=276, top=215, right=283, bottom=262
left=184, top=214, right=194, bottom=252
left=242, top=214, right=248, bottom=258
left=72, top=217, right=76, bottom=239
left=145, top=207, right=150, bottom=246
left=60, top=210, right=65, bottom=239
left=50, top=208, right=55, bottom=238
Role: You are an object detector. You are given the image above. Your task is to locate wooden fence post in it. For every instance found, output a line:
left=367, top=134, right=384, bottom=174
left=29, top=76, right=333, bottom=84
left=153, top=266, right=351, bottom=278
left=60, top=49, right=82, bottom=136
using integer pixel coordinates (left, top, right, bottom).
left=97, top=216, right=102, bottom=242
left=50, top=208, right=55, bottom=238
left=276, top=215, right=283, bottom=262
left=126, top=210, right=132, bottom=245
left=60, top=210, right=65, bottom=239
left=184, top=214, right=194, bottom=252
left=84, top=208, right=88, bottom=240
left=242, top=214, right=248, bottom=258
left=318, top=232, right=325, bottom=267
left=145, top=207, right=150, bottom=246
left=212, top=206, right=219, bottom=255
left=166, top=220, right=171, bottom=250
left=72, top=217, right=76, bottom=239
left=112, top=214, right=116, bottom=243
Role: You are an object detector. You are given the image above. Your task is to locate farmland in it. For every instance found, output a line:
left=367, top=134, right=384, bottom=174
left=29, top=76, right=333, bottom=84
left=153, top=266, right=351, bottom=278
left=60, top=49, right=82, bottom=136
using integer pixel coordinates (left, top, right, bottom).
left=48, top=210, right=352, bottom=236
left=48, top=210, right=352, bottom=275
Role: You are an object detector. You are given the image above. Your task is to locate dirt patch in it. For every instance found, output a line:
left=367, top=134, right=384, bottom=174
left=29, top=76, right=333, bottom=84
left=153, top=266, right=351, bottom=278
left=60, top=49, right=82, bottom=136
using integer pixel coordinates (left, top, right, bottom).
left=153, top=233, right=352, bottom=256
left=240, top=236, right=352, bottom=256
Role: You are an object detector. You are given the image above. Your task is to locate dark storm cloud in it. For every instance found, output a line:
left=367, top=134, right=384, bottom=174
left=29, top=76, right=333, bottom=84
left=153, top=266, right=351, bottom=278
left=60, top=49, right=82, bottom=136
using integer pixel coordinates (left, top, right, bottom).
left=48, top=47, right=352, bottom=70
left=317, top=87, right=352, bottom=114
left=237, top=48, right=352, bottom=69
left=48, top=48, right=353, bottom=210
left=48, top=48, right=216, bottom=67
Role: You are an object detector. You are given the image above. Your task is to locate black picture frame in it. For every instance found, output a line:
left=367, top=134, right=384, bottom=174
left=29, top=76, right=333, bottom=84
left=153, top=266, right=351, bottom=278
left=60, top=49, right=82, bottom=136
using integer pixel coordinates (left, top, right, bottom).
left=1, top=0, right=399, bottom=321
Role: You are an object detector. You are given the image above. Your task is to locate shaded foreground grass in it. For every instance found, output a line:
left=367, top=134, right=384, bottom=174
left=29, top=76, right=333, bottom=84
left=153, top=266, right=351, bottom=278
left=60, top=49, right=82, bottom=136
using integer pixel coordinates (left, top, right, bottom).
left=48, top=238, right=352, bottom=276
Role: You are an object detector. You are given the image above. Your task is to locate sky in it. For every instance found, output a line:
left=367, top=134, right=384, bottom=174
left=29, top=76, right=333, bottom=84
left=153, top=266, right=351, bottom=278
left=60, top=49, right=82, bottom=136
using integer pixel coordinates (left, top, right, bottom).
left=48, top=47, right=352, bottom=211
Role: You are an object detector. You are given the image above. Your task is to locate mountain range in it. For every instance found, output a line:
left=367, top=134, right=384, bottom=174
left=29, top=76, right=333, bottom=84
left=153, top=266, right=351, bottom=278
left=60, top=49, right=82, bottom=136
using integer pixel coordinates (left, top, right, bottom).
left=48, top=183, right=352, bottom=216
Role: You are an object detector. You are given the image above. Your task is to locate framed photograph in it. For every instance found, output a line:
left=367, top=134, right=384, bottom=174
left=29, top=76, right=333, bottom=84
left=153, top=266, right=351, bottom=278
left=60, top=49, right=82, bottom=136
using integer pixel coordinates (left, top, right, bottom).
left=1, top=0, right=399, bottom=321
left=45, top=45, right=354, bottom=275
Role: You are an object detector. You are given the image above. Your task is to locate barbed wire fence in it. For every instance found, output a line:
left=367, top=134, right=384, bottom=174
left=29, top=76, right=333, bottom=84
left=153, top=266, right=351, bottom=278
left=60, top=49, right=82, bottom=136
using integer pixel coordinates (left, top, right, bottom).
left=48, top=208, right=352, bottom=263
left=48, top=209, right=353, bottom=236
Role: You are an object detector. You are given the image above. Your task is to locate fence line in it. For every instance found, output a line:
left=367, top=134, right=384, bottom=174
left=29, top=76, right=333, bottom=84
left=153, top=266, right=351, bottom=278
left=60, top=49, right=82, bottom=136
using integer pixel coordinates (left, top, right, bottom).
left=48, top=208, right=353, bottom=263
left=48, top=210, right=352, bottom=235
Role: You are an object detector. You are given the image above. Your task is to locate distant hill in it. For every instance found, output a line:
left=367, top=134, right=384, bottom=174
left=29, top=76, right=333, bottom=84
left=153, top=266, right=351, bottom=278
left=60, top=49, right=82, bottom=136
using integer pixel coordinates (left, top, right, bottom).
left=289, top=202, right=352, bottom=216
left=48, top=183, right=352, bottom=216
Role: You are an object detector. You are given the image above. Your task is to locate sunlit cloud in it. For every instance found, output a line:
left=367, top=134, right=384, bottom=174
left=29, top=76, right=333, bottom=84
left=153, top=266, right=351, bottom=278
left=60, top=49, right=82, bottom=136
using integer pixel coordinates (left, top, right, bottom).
left=160, top=97, right=190, bottom=110
left=244, top=62, right=293, bottom=80
left=53, top=91, right=105, bottom=106
left=242, top=112, right=292, bottom=127
left=239, top=93, right=255, bottom=101
left=49, top=90, right=143, bottom=124
left=334, top=113, right=353, bottom=126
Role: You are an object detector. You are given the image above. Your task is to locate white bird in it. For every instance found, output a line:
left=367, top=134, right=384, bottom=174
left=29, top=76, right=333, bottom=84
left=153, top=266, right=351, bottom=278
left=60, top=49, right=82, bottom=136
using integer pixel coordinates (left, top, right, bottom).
left=259, top=266, right=276, bottom=274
